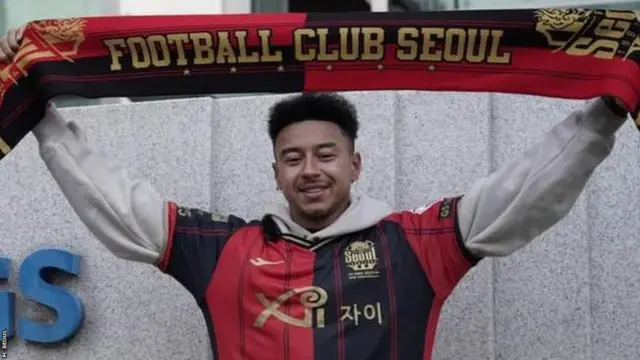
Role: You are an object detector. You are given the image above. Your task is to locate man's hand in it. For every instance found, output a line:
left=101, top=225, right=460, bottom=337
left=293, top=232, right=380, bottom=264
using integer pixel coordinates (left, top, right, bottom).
left=0, top=25, right=26, bottom=63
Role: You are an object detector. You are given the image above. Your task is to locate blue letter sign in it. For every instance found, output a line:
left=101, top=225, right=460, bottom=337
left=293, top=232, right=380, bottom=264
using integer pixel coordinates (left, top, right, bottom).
left=0, top=248, right=84, bottom=343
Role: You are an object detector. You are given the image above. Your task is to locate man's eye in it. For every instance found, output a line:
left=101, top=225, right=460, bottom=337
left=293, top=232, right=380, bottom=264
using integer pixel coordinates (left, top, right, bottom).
left=319, top=154, right=335, bottom=160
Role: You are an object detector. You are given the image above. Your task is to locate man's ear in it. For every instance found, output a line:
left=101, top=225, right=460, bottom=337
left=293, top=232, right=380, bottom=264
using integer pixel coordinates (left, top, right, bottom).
left=351, top=152, right=362, bottom=183
left=272, top=162, right=281, bottom=190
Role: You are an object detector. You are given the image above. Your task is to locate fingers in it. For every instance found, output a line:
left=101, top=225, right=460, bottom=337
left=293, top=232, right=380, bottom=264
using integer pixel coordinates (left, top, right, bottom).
left=0, top=26, right=26, bottom=63
left=0, top=36, right=11, bottom=63
left=16, top=25, right=26, bottom=42
left=6, top=28, right=18, bottom=51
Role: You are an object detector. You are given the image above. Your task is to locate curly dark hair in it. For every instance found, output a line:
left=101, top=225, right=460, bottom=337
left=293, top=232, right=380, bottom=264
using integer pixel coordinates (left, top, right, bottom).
left=267, top=92, right=359, bottom=151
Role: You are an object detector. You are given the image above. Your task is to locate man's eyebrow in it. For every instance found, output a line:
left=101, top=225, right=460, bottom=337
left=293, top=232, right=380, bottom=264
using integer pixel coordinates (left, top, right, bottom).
left=317, top=142, right=337, bottom=150
left=279, top=146, right=302, bottom=157
left=279, top=142, right=337, bottom=156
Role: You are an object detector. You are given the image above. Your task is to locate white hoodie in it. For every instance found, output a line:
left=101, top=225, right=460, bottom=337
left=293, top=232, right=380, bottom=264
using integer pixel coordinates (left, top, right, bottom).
left=32, top=98, right=626, bottom=264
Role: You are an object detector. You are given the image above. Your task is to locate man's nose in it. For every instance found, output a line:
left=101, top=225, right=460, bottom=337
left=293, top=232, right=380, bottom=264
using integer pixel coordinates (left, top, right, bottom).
left=301, top=157, right=321, bottom=176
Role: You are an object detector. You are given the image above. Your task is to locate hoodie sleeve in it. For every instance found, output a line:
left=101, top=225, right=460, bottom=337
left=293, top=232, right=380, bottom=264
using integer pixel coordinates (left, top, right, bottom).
left=31, top=105, right=251, bottom=302
left=457, top=98, right=627, bottom=258
left=32, top=105, right=168, bottom=264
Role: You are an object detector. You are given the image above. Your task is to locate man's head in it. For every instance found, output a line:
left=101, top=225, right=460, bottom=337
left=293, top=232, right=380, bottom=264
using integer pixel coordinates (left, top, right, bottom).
left=268, top=93, right=361, bottom=230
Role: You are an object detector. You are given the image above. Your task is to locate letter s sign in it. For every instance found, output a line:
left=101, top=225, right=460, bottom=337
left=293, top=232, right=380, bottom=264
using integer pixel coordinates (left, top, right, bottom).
left=0, top=248, right=84, bottom=343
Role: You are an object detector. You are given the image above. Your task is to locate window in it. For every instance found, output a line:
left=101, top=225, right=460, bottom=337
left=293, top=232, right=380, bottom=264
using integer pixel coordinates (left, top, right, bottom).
left=288, top=0, right=370, bottom=12
left=252, top=0, right=288, bottom=12
left=458, top=0, right=640, bottom=9
left=253, top=0, right=372, bottom=13
left=393, top=0, right=640, bottom=10
left=391, top=0, right=456, bottom=11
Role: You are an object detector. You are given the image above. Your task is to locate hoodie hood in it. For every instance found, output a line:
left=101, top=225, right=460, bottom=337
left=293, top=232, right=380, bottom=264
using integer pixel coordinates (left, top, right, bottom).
left=264, top=194, right=394, bottom=245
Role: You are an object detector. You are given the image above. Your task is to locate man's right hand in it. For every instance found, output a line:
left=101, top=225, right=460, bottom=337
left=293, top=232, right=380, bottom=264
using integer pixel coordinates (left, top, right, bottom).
left=0, top=25, right=26, bottom=63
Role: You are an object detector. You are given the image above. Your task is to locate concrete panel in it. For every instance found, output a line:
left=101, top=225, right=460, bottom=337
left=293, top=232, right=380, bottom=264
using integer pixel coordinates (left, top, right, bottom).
left=0, top=98, right=213, bottom=360
left=491, top=95, right=590, bottom=360
left=210, top=91, right=397, bottom=220
left=589, top=119, right=640, bottom=360
left=396, top=91, right=493, bottom=360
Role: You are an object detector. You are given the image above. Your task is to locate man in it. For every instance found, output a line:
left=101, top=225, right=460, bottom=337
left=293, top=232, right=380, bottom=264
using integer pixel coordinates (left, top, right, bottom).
left=0, top=27, right=630, bottom=360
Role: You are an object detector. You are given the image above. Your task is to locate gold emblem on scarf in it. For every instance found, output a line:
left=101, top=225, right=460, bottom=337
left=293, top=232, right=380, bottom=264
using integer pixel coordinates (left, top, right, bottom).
left=533, top=8, right=640, bottom=60
left=0, top=18, right=88, bottom=100
left=534, top=9, right=594, bottom=51
left=344, top=240, right=380, bottom=280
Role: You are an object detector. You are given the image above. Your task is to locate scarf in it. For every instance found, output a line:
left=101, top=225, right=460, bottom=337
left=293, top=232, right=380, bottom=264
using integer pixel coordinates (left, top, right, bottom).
left=1, top=8, right=639, bottom=161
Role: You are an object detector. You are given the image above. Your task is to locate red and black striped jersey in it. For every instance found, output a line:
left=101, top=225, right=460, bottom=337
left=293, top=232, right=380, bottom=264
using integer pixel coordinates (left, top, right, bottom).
left=156, top=197, right=480, bottom=360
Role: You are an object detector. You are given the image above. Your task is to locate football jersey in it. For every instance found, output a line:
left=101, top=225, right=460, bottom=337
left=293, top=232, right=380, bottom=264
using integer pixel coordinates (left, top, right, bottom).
left=156, top=197, right=480, bottom=360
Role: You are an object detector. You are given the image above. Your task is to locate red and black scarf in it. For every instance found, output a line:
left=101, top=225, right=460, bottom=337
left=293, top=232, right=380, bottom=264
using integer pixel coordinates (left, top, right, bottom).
left=1, top=8, right=639, bottom=161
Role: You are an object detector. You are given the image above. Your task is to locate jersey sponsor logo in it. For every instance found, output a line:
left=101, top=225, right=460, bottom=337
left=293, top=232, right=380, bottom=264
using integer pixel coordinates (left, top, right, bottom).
left=344, top=240, right=379, bottom=280
left=249, top=257, right=284, bottom=267
left=254, top=286, right=328, bottom=328
left=253, top=286, right=386, bottom=329
left=341, top=302, right=384, bottom=326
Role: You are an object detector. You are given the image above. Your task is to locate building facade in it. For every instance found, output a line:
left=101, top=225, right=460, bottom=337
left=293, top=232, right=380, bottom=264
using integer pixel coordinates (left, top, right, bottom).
left=4, top=0, right=640, bottom=36
left=1, top=0, right=638, bottom=106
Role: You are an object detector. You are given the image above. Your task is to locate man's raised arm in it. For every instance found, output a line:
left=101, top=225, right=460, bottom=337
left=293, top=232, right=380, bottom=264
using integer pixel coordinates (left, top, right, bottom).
left=457, top=97, right=628, bottom=258
left=32, top=105, right=167, bottom=264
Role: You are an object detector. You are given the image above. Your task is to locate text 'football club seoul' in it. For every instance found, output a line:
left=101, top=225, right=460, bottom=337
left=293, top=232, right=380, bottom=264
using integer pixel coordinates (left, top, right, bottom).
left=103, top=26, right=512, bottom=71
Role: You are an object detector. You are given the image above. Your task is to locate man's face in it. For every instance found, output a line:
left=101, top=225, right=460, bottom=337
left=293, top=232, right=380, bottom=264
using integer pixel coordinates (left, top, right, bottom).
left=273, top=120, right=361, bottom=230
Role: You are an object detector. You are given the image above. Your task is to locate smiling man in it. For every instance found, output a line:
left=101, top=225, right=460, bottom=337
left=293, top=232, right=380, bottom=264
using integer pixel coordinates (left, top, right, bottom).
left=0, top=28, right=632, bottom=360
left=268, top=94, right=364, bottom=233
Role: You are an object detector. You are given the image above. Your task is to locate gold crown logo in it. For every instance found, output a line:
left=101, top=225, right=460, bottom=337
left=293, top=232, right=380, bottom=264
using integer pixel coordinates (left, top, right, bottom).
left=345, top=240, right=378, bottom=272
